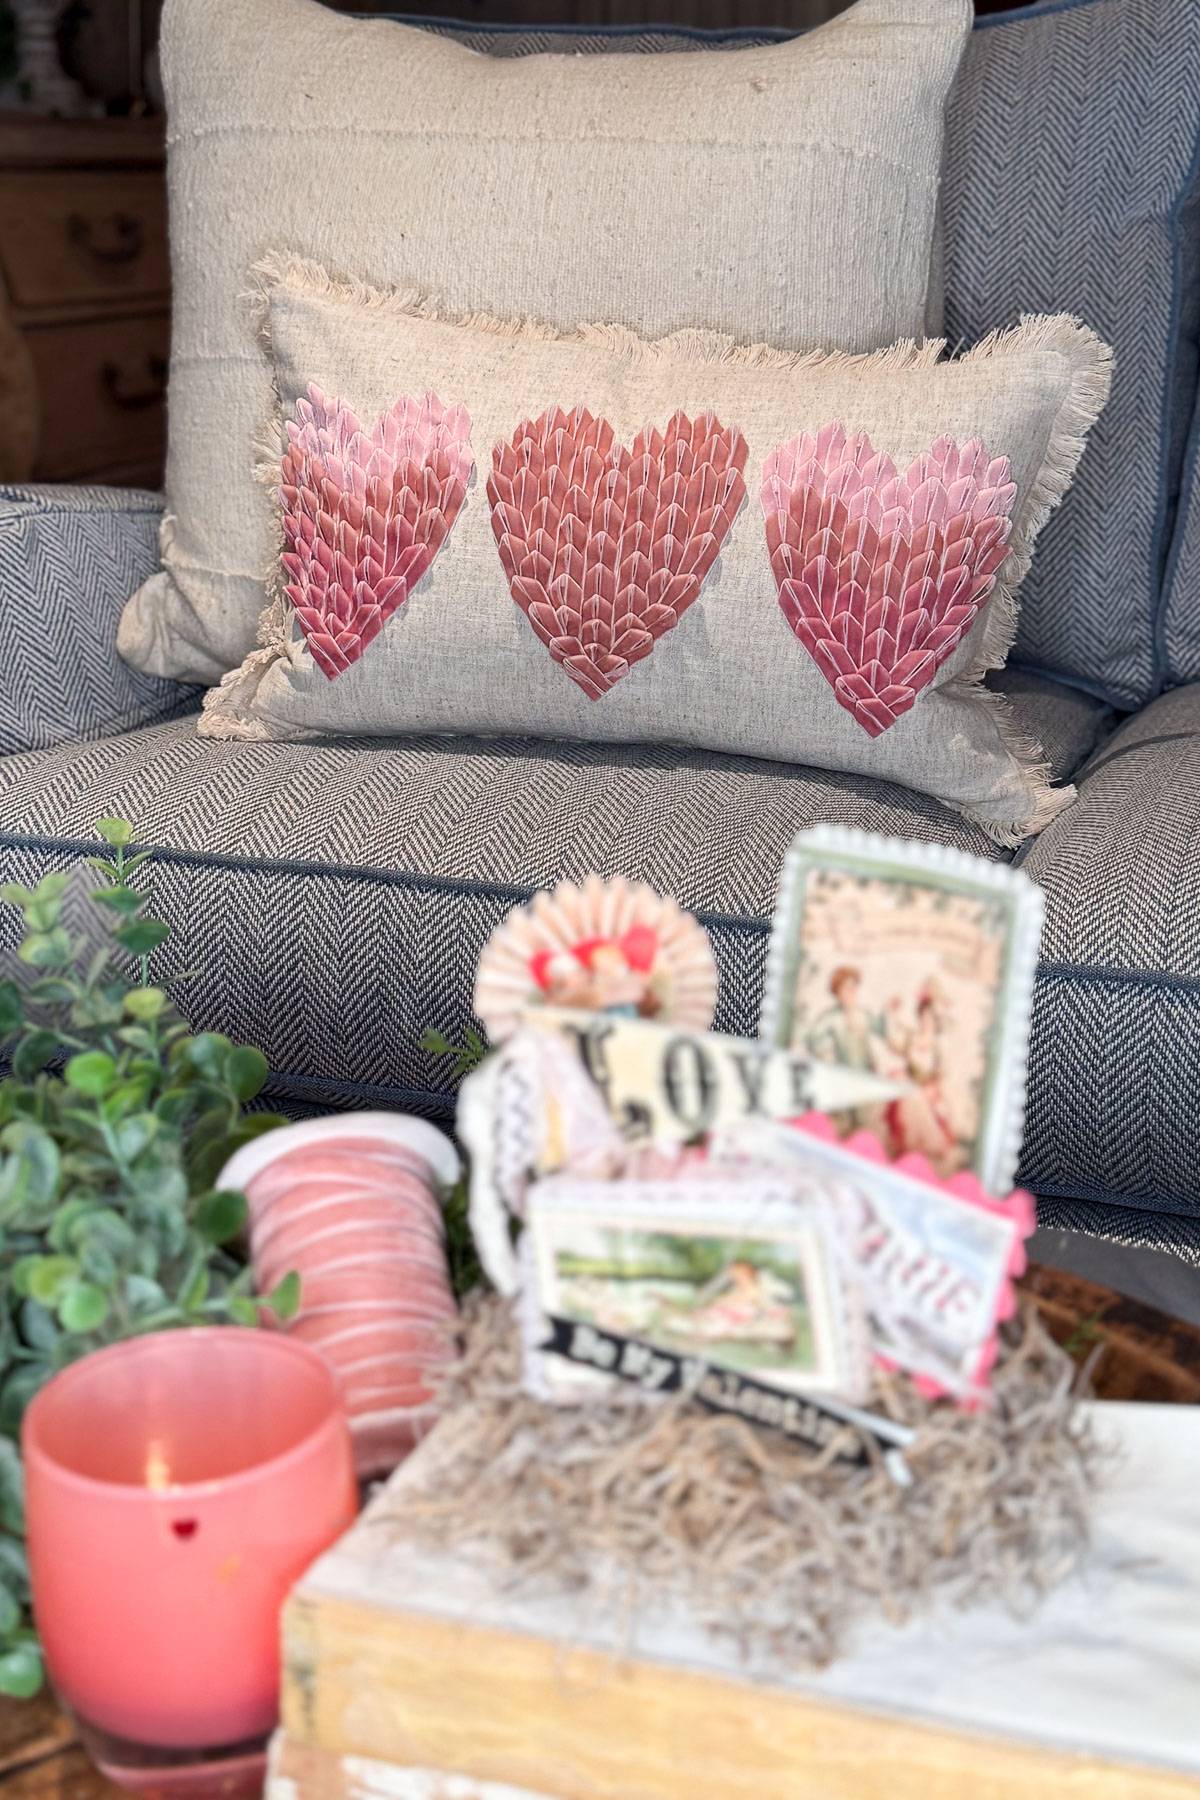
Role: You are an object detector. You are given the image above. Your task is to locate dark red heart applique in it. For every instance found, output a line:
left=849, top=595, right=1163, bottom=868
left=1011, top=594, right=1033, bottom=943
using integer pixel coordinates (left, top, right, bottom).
left=488, top=407, right=747, bottom=699
left=762, top=425, right=1016, bottom=736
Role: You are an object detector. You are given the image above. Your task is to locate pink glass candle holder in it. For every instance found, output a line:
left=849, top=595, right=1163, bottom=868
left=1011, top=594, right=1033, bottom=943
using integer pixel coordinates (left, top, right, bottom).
left=219, top=1113, right=460, bottom=1480
left=22, top=1328, right=356, bottom=1794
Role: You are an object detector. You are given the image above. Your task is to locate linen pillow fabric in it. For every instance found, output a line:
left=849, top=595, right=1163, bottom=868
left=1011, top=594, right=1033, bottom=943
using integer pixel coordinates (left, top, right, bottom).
left=116, top=0, right=971, bottom=690
left=201, top=262, right=1111, bottom=847
left=941, top=0, right=1200, bottom=709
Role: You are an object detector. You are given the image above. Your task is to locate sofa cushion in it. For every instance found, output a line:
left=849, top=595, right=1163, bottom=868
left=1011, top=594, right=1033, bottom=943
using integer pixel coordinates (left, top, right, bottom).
left=0, top=672, right=1101, bottom=1122
left=1021, top=684, right=1200, bottom=1220
left=0, top=485, right=197, bottom=757
left=941, top=0, right=1200, bottom=710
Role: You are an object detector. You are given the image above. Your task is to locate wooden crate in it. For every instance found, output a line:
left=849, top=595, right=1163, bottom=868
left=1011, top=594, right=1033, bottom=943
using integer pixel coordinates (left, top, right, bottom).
left=273, top=1401, right=1200, bottom=1799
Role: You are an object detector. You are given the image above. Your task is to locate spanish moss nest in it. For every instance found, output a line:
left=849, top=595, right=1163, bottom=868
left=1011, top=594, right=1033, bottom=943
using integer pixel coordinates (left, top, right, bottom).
left=391, top=1293, right=1103, bottom=1671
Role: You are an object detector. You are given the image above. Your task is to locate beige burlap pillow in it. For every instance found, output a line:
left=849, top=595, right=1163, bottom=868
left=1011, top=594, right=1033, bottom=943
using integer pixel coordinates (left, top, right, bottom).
left=117, top=0, right=971, bottom=686
left=201, top=261, right=1111, bottom=846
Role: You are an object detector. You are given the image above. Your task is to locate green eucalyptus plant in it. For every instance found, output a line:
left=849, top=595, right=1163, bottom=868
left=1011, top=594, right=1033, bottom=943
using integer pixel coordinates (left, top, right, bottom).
left=0, top=820, right=298, bottom=1699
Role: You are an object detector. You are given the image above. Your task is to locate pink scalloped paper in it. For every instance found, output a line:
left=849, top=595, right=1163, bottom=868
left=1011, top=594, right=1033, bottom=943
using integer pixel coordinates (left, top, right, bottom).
left=790, top=1111, right=1035, bottom=1407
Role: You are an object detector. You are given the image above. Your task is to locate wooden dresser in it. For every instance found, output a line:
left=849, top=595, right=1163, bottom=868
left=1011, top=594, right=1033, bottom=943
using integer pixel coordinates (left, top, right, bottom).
left=0, top=115, right=168, bottom=489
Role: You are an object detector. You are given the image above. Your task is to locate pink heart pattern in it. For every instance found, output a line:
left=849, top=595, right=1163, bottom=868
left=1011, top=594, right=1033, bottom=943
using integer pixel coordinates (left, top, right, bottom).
left=761, top=425, right=1017, bottom=736
left=280, top=385, right=473, bottom=679
left=488, top=407, right=748, bottom=699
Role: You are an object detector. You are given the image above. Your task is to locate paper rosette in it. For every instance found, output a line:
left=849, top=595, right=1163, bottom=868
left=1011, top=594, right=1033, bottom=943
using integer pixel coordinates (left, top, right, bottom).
left=473, top=873, right=717, bottom=1042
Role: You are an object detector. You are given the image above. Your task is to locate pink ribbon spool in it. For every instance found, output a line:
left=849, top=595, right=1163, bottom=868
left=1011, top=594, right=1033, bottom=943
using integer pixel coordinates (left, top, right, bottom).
left=218, top=1114, right=461, bottom=1479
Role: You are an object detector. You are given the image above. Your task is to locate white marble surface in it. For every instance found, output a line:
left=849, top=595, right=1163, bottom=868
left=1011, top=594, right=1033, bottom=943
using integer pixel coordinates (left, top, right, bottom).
left=305, top=1402, right=1200, bottom=1778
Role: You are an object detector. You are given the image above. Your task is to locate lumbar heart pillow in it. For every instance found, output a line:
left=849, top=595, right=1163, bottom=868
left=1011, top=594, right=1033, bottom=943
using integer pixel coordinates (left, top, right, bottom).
left=202, top=259, right=1112, bottom=845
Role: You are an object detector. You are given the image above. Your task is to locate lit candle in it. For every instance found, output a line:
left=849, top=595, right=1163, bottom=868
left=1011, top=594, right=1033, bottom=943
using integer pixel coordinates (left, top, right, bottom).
left=22, top=1328, right=356, bottom=1763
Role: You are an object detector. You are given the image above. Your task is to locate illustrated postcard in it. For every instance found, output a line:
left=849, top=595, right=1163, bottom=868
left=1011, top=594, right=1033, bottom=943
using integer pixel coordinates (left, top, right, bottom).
left=760, top=825, right=1044, bottom=1194
left=519, top=1170, right=866, bottom=1408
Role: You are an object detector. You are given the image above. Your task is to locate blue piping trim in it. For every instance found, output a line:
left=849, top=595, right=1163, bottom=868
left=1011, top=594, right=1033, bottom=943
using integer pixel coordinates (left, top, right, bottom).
left=0, top=831, right=772, bottom=941
left=1032, top=1180, right=1200, bottom=1218
left=1037, top=959, right=1200, bottom=998
left=264, top=1067, right=454, bottom=1116
left=376, top=13, right=789, bottom=41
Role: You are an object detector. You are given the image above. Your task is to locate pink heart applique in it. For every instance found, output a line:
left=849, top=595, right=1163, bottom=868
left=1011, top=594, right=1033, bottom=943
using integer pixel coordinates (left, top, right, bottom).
left=488, top=407, right=747, bottom=700
left=761, top=425, right=1016, bottom=736
left=279, top=384, right=473, bottom=680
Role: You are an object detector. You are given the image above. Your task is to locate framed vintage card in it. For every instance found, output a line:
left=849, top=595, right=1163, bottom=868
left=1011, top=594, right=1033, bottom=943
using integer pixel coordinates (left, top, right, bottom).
left=760, top=826, right=1044, bottom=1194
left=519, top=1171, right=867, bottom=1408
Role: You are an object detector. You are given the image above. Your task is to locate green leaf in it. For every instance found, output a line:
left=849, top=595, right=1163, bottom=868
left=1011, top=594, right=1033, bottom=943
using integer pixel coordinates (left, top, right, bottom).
left=0, top=1122, right=60, bottom=1213
left=122, top=850, right=155, bottom=878
left=0, top=1537, right=28, bottom=1596
left=267, top=1270, right=301, bottom=1322
left=0, top=1440, right=23, bottom=1535
left=25, top=976, right=77, bottom=1005
left=17, top=928, right=73, bottom=969
left=73, top=991, right=126, bottom=1032
left=124, top=1274, right=167, bottom=1314
left=0, top=1644, right=43, bottom=1698
left=64, top=1051, right=117, bottom=1098
left=114, top=918, right=170, bottom=958
left=183, top=1033, right=233, bottom=1080
left=7, top=1257, right=40, bottom=1300
left=101, top=1081, right=152, bottom=1125
left=186, top=1112, right=285, bottom=1192
left=0, top=1368, right=45, bottom=1439
left=0, top=883, right=33, bottom=906
left=0, top=980, right=22, bottom=1037
left=154, top=1086, right=196, bottom=1128
left=193, top=1188, right=247, bottom=1246
left=90, top=886, right=144, bottom=916
left=17, top=1298, right=59, bottom=1354
left=228, top=1296, right=259, bottom=1327
left=57, top=1281, right=110, bottom=1334
left=123, top=987, right=167, bottom=1022
left=113, top=1113, right=158, bottom=1162
left=26, top=1255, right=79, bottom=1307
left=0, top=1582, right=19, bottom=1638
left=176, top=1258, right=209, bottom=1312
left=94, top=818, right=133, bottom=847
left=225, top=1045, right=268, bottom=1102
left=84, top=856, right=121, bottom=881
left=10, top=1030, right=58, bottom=1079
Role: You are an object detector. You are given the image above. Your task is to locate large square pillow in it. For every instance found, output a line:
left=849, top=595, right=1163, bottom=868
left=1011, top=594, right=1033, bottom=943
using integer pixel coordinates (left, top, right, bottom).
left=941, top=0, right=1200, bottom=709
left=116, top=0, right=971, bottom=686
left=200, top=261, right=1111, bottom=847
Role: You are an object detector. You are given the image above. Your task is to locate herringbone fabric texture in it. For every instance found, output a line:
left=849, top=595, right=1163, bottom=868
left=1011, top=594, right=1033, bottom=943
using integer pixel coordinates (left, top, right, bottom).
left=1162, top=413, right=1200, bottom=686
left=0, top=486, right=198, bottom=756
left=0, top=669, right=1105, bottom=1144
left=401, top=1, right=1200, bottom=711
left=1022, top=684, right=1200, bottom=1217
left=941, top=0, right=1200, bottom=708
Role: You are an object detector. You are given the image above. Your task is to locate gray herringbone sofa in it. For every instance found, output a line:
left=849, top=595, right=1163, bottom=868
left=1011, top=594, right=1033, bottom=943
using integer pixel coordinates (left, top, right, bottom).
left=3, top=0, right=1200, bottom=1261
left=1, top=481, right=1197, bottom=1260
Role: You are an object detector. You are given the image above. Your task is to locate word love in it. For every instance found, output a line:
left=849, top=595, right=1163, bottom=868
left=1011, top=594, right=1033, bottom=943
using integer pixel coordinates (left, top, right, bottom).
left=535, top=1010, right=907, bottom=1146
left=545, top=1316, right=913, bottom=1479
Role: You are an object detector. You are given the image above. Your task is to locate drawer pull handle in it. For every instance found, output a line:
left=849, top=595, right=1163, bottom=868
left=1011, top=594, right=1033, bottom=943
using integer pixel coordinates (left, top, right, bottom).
left=67, top=210, right=145, bottom=266
left=101, top=355, right=167, bottom=411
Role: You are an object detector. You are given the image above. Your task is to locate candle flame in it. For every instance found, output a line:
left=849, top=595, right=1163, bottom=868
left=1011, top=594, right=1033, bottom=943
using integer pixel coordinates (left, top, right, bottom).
left=144, top=1441, right=172, bottom=1491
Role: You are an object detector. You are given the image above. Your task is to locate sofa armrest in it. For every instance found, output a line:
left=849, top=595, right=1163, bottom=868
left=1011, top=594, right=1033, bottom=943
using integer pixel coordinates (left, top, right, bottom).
left=0, top=483, right=200, bottom=757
